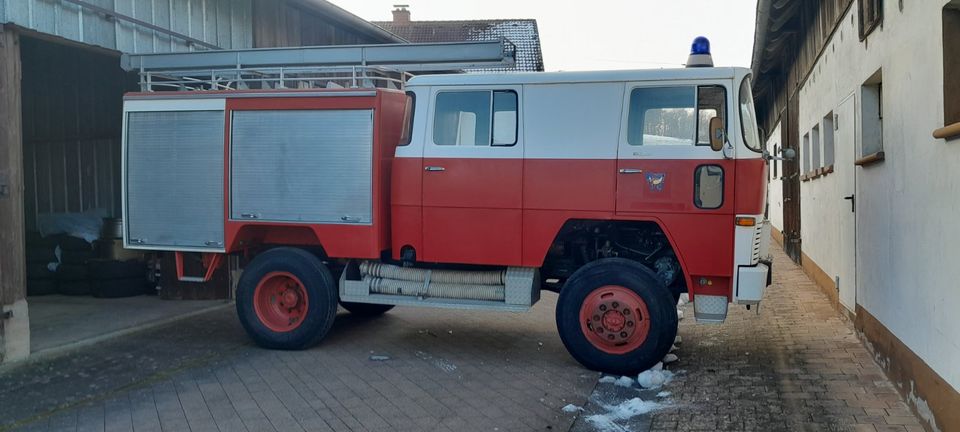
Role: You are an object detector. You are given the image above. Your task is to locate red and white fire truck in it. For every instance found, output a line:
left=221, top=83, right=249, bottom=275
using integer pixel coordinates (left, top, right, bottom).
left=121, top=39, right=770, bottom=374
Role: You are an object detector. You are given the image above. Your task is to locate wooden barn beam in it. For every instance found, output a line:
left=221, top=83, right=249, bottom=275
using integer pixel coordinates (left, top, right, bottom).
left=0, top=24, right=30, bottom=363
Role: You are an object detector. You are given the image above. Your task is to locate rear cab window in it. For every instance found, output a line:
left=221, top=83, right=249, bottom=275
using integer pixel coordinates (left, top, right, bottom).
left=433, top=90, right=518, bottom=146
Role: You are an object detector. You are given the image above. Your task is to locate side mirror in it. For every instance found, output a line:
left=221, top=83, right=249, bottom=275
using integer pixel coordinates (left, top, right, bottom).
left=709, top=117, right=725, bottom=151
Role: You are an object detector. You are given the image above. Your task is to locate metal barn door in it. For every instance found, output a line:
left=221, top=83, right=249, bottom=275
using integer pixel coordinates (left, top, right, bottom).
left=836, top=96, right=857, bottom=312
left=230, top=110, right=374, bottom=224
left=125, top=110, right=225, bottom=250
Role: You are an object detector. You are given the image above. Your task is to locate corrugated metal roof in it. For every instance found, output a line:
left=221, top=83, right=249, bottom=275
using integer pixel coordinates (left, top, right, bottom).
left=374, top=19, right=544, bottom=72
left=1, top=0, right=255, bottom=53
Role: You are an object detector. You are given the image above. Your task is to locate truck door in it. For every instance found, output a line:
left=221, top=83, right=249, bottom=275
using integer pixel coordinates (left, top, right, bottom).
left=616, top=84, right=732, bottom=214
left=420, top=88, right=523, bottom=266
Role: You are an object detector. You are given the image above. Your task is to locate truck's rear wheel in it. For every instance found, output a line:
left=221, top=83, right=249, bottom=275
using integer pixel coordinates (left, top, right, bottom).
left=339, top=301, right=394, bottom=316
left=556, top=258, right=678, bottom=375
left=236, top=248, right=338, bottom=349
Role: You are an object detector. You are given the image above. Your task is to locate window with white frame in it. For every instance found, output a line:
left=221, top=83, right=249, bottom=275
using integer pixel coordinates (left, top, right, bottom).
left=944, top=3, right=960, bottom=127
left=859, top=70, right=884, bottom=162
left=802, top=132, right=811, bottom=175
left=433, top=90, right=518, bottom=146
left=858, top=0, right=882, bottom=40
left=812, top=124, right=821, bottom=172
left=822, top=112, right=835, bottom=167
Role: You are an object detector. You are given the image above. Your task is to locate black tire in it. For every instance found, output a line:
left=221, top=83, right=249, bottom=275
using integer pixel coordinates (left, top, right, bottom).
left=28, top=279, right=58, bottom=296
left=25, top=247, right=57, bottom=264
left=59, top=280, right=91, bottom=296
left=27, top=262, right=56, bottom=280
left=57, top=264, right=88, bottom=281
left=61, top=249, right=95, bottom=265
left=88, top=259, right=145, bottom=280
left=339, top=301, right=394, bottom=316
left=91, top=277, right=147, bottom=298
left=556, top=258, right=678, bottom=375
left=26, top=232, right=57, bottom=248
left=57, top=235, right=92, bottom=251
left=236, top=247, right=338, bottom=350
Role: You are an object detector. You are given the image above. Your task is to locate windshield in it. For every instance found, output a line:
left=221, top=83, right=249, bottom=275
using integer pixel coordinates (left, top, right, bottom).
left=739, top=76, right=762, bottom=152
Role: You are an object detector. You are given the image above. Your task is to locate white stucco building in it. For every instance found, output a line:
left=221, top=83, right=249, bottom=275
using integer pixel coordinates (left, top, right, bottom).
left=753, top=0, right=960, bottom=430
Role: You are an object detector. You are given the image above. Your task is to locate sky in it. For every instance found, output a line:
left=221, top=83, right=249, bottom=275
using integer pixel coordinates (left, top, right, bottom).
left=329, top=0, right=760, bottom=71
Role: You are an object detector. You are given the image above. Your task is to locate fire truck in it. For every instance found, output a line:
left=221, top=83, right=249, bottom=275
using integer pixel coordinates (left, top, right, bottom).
left=120, top=39, right=771, bottom=375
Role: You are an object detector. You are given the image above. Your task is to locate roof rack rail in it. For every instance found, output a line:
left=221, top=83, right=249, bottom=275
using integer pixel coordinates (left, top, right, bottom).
left=121, top=40, right=517, bottom=92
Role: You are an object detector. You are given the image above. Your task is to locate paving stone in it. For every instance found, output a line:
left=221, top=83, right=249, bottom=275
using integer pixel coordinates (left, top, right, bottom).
left=570, top=241, right=923, bottom=432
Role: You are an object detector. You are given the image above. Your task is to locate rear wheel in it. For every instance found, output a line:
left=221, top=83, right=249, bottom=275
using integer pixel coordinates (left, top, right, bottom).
left=556, top=258, right=678, bottom=375
left=339, top=301, right=394, bottom=317
left=236, top=248, right=338, bottom=349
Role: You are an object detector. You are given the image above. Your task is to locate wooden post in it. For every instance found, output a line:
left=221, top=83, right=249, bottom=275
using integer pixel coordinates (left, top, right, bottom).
left=0, top=24, right=29, bottom=363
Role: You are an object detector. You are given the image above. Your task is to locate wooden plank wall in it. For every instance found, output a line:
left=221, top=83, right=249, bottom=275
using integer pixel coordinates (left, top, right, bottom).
left=755, top=0, right=854, bottom=136
left=19, top=36, right=137, bottom=232
left=0, top=25, right=25, bottom=306
left=251, top=0, right=384, bottom=48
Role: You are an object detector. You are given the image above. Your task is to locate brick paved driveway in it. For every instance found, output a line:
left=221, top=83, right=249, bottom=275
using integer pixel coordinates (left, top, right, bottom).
left=570, top=245, right=924, bottom=432
left=0, top=242, right=924, bottom=432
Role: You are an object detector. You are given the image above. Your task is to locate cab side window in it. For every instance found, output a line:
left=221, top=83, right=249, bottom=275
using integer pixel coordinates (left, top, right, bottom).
left=627, top=85, right=727, bottom=146
left=433, top=90, right=518, bottom=146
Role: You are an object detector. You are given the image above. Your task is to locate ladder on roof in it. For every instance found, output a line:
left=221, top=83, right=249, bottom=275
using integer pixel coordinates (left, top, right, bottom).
left=121, top=40, right=517, bottom=92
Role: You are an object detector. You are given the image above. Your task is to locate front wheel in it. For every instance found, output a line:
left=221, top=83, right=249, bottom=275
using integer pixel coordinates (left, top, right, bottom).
left=556, top=258, right=678, bottom=375
left=236, top=248, right=338, bottom=350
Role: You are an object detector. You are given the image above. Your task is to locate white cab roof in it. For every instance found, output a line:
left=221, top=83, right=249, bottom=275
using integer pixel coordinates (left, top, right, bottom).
left=408, top=67, right=749, bottom=86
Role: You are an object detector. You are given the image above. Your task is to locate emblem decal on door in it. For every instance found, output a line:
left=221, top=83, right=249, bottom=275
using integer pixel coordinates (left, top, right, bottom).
left=646, top=173, right=666, bottom=192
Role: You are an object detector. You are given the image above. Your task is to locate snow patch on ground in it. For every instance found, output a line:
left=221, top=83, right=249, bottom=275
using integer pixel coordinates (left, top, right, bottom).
left=656, top=391, right=671, bottom=398
left=586, top=398, right=663, bottom=431
left=414, top=350, right=458, bottom=373
left=663, top=353, right=678, bottom=364
left=598, top=375, right=617, bottom=384
left=637, top=369, right=674, bottom=389
left=562, top=404, right=583, bottom=413
left=614, top=376, right=634, bottom=387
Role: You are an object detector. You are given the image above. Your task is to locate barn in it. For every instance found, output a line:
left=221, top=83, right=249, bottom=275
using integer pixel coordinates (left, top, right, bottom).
left=0, top=0, right=404, bottom=364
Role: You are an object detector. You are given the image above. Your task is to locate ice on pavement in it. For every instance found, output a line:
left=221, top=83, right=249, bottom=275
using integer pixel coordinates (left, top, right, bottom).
left=614, top=376, right=634, bottom=387
left=637, top=369, right=674, bottom=389
left=586, top=398, right=663, bottom=431
left=562, top=404, right=582, bottom=413
left=598, top=375, right=617, bottom=384
left=651, top=361, right=663, bottom=371
left=674, top=335, right=682, bottom=344
left=656, top=391, right=672, bottom=398
left=663, top=353, right=678, bottom=364
left=677, top=308, right=684, bottom=319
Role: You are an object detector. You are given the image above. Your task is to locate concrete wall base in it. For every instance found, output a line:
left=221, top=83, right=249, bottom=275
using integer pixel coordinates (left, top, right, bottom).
left=1, top=299, right=30, bottom=363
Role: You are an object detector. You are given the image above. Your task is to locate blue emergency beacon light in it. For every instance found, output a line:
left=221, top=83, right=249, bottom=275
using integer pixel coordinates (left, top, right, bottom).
left=686, top=36, right=714, bottom=68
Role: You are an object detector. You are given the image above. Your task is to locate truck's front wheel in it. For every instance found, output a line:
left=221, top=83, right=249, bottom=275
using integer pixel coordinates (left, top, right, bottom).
left=236, top=248, right=338, bottom=350
left=556, top=258, right=678, bottom=375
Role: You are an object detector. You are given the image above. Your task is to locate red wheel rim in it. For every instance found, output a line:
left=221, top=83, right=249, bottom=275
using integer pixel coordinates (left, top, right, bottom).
left=253, top=271, right=309, bottom=332
left=579, top=285, right=651, bottom=354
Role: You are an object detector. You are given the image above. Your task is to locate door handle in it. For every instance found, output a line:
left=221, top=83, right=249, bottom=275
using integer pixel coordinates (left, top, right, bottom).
left=424, top=166, right=445, bottom=172
left=618, top=168, right=643, bottom=174
left=843, top=194, right=855, bottom=212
